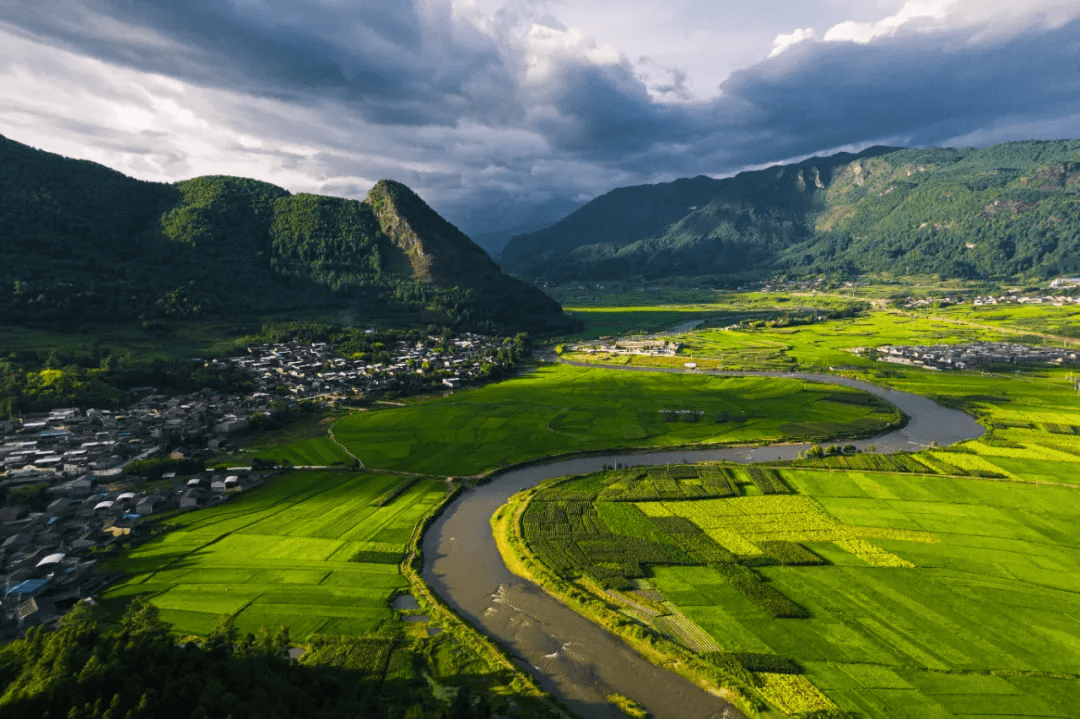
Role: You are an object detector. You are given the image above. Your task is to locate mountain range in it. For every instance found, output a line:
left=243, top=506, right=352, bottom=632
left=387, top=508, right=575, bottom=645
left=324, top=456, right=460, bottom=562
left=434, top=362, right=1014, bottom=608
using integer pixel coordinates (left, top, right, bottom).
left=0, top=134, right=577, bottom=335
left=499, top=141, right=1080, bottom=284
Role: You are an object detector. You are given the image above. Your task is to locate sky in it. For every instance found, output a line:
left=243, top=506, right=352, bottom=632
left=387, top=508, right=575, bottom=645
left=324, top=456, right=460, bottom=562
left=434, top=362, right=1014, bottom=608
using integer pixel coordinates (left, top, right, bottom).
left=3, top=0, right=1080, bottom=247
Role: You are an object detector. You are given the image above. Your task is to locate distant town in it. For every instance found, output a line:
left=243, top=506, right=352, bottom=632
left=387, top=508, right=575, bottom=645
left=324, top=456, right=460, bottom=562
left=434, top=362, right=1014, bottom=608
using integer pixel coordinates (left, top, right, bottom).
left=0, top=332, right=515, bottom=637
left=854, top=341, right=1080, bottom=371
left=901, top=290, right=1080, bottom=309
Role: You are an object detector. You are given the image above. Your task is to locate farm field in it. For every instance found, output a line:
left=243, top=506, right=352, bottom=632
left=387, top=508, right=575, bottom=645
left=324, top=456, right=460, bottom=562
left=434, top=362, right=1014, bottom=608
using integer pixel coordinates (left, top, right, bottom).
left=331, top=363, right=900, bottom=476
left=563, top=306, right=781, bottom=339
left=512, top=363, right=1080, bottom=718
left=568, top=311, right=1048, bottom=372
left=558, top=289, right=889, bottom=340
left=215, top=412, right=355, bottom=468
left=102, top=471, right=446, bottom=640
left=650, top=468, right=1080, bottom=719
left=931, top=301, right=1080, bottom=340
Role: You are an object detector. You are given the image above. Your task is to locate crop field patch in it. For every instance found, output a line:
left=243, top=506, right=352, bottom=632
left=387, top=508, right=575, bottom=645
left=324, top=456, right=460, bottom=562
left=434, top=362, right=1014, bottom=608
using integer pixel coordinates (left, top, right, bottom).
left=643, top=494, right=933, bottom=563
left=642, top=464, right=1080, bottom=717
left=331, top=364, right=897, bottom=475
left=525, top=305, right=1080, bottom=717
left=103, top=471, right=445, bottom=639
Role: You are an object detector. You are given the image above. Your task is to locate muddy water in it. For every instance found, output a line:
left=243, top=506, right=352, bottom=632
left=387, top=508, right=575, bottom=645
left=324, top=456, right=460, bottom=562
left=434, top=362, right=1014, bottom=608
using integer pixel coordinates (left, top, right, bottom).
left=421, top=372, right=983, bottom=719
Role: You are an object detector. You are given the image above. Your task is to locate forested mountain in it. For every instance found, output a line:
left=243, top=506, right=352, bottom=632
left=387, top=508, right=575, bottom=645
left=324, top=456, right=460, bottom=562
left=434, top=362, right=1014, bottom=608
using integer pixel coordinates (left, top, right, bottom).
left=0, top=135, right=576, bottom=334
left=499, top=141, right=1080, bottom=283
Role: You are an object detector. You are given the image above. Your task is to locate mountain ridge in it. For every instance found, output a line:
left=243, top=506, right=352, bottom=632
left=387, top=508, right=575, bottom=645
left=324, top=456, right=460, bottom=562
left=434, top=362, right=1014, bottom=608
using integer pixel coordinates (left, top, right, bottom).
left=0, top=134, right=577, bottom=335
left=500, top=141, right=1080, bottom=283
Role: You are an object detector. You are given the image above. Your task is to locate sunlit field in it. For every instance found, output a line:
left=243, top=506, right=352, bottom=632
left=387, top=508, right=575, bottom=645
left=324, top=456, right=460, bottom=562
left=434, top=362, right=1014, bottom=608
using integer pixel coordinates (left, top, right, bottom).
left=330, top=363, right=899, bottom=476
left=102, top=471, right=445, bottom=639
left=514, top=365, right=1080, bottom=718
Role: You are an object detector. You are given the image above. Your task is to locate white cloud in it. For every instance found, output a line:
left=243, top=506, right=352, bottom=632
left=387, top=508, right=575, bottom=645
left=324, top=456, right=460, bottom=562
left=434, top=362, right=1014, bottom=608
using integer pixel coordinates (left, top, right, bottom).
left=769, top=27, right=814, bottom=58
left=824, top=0, right=952, bottom=44
left=822, top=0, right=1080, bottom=45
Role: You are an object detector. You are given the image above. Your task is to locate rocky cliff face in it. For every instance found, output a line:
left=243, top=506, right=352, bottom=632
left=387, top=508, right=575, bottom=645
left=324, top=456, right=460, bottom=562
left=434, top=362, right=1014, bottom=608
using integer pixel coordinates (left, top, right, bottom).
left=365, top=180, right=579, bottom=334
left=367, top=180, right=499, bottom=286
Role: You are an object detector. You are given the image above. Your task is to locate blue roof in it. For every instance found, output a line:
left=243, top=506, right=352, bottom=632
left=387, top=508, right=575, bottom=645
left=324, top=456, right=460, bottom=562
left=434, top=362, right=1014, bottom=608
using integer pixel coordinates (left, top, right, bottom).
left=5, top=579, right=50, bottom=597
left=123, top=513, right=142, bottom=519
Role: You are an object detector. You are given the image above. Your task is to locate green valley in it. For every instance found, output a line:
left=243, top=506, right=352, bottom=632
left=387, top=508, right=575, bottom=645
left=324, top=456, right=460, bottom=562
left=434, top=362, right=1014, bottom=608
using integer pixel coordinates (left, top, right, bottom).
left=498, top=333, right=1080, bottom=719
left=325, top=363, right=901, bottom=476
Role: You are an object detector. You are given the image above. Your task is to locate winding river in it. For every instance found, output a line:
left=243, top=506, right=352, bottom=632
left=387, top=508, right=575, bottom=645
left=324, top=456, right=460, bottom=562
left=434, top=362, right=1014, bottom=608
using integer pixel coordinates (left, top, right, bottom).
left=421, top=368, right=984, bottom=719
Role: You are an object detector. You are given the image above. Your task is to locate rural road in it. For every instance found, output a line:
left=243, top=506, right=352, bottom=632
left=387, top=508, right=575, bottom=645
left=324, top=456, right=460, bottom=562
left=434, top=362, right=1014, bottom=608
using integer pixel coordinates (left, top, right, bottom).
left=421, top=360, right=984, bottom=719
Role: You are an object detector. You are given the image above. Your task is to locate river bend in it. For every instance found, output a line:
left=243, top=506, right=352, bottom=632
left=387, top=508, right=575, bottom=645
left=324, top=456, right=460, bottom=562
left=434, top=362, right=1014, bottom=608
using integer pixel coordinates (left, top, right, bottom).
left=421, top=369, right=983, bottom=719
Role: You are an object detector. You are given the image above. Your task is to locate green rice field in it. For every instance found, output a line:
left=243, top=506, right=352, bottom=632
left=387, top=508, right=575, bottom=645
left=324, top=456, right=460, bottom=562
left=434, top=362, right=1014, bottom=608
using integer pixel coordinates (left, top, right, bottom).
left=329, top=363, right=899, bottom=476
left=518, top=365, right=1080, bottom=718
left=933, top=301, right=1080, bottom=340
left=102, top=471, right=446, bottom=639
left=570, top=311, right=1050, bottom=372
left=563, top=306, right=780, bottom=339
left=649, top=468, right=1080, bottom=719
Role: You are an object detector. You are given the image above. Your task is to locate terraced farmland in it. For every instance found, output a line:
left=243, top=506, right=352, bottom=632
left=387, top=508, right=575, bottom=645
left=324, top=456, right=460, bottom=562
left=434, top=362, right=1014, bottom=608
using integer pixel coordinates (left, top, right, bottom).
left=102, top=471, right=446, bottom=639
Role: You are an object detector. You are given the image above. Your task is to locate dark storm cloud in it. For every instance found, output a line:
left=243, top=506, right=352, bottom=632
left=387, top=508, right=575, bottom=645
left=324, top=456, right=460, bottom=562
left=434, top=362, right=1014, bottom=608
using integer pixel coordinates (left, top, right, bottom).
left=526, top=19, right=1080, bottom=177
left=707, top=20, right=1080, bottom=165
left=0, top=0, right=516, bottom=126
left=3, top=1, right=1080, bottom=235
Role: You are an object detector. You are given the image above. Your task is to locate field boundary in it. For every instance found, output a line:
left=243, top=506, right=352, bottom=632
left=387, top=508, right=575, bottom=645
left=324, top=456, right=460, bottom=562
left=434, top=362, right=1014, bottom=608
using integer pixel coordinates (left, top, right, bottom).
left=328, top=416, right=364, bottom=468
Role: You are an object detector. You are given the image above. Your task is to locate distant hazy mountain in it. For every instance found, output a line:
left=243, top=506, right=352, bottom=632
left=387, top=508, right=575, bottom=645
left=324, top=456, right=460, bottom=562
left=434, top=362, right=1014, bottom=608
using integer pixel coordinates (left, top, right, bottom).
left=500, top=142, right=1080, bottom=283
left=0, top=134, right=577, bottom=334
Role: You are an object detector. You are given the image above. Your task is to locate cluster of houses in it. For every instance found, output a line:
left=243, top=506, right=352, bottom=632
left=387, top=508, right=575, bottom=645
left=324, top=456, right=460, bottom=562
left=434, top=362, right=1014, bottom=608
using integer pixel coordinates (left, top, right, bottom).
left=902, top=291, right=1080, bottom=309
left=758, top=277, right=833, bottom=293
left=854, top=341, right=1080, bottom=370
left=0, top=436, right=265, bottom=638
left=567, top=339, right=681, bottom=357
left=0, top=380, right=288, bottom=637
left=0, top=332, right=515, bottom=637
left=213, top=333, right=511, bottom=395
left=0, top=388, right=271, bottom=487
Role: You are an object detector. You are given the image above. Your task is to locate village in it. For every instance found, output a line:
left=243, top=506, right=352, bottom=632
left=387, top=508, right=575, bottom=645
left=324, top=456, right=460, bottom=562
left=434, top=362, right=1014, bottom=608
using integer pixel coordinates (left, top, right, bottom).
left=565, top=338, right=682, bottom=357
left=0, top=332, right=514, bottom=637
left=900, top=285, right=1080, bottom=309
left=854, top=341, right=1080, bottom=370
left=216, top=331, right=509, bottom=396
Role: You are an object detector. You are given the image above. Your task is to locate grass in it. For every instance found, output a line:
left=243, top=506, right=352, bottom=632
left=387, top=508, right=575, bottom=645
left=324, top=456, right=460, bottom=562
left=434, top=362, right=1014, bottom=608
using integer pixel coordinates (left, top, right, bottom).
left=216, top=413, right=356, bottom=468
left=574, top=312, right=1028, bottom=372
left=329, top=363, right=900, bottom=476
left=931, top=301, right=1080, bottom=340
left=563, top=302, right=1068, bottom=373
left=563, top=307, right=781, bottom=339
left=101, top=471, right=446, bottom=640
